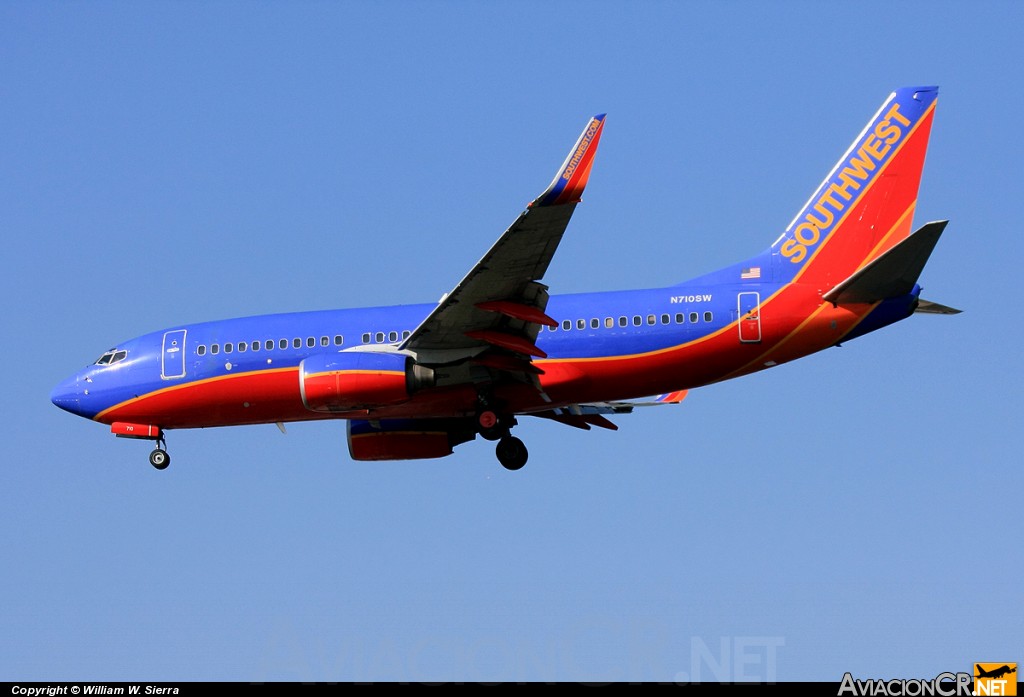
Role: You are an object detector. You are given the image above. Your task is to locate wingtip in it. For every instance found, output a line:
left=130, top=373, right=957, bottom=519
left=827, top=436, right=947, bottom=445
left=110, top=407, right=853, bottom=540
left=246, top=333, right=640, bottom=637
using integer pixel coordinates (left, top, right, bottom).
left=534, top=114, right=606, bottom=207
left=657, top=389, right=688, bottom=404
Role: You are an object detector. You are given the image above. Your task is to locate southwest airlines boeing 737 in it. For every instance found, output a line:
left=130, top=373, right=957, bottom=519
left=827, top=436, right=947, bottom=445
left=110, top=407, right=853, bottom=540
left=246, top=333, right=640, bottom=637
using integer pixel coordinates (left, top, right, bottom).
left=51, top=86, right=958, bottom=471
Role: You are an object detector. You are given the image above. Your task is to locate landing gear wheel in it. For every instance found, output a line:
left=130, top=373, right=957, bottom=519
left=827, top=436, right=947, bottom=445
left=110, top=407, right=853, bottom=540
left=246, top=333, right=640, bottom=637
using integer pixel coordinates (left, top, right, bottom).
left=149, top=448, right=170, bottom=470
left=478, top=410, right=498, bottom=430
left=496, top=436, right=528, bottom=471
left=477, top=409, right=506, bottom=441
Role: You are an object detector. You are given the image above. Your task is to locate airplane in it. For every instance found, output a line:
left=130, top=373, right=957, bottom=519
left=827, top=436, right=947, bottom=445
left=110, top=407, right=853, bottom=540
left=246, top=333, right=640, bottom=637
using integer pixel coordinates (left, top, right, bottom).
left=976, top=665, right=1017, bottom=680
left=51, top=85, right=959, bottom=471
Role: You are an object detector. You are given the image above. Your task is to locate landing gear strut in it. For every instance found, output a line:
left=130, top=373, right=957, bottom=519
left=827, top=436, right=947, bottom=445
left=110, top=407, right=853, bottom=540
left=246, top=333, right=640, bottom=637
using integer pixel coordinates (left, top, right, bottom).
left=495, top=435, right=528, bottom=471
left=148, top=437, right=170, bottom=470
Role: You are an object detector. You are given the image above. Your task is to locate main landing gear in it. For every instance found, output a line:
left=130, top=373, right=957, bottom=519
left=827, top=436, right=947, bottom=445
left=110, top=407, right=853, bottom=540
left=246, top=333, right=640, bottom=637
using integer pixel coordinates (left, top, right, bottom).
left=495, top=435, right=528, bottom=471
left=476, top=407, right=528, bottom=471
left=148, top=437, right=170, bottom=470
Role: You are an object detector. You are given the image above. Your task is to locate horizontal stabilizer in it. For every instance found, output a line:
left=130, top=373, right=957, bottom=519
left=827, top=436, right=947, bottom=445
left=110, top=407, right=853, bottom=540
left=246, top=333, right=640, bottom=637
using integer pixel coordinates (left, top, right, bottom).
left=823, top=221, right=948, bottom=305
left=915, top=299, right=962, bottom=315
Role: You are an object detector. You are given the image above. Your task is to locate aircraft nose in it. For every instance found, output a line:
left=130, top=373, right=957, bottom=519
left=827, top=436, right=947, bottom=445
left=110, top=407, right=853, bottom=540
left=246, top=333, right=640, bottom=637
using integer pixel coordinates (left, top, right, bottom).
left=50, top=374, right=82, bottom=415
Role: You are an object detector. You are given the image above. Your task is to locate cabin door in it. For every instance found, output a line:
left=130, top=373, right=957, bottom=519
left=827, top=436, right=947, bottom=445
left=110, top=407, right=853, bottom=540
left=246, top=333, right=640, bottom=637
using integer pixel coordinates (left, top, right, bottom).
left=737, top=292, right=761, bottom=343
left=161, top=329, right=187, bottom=379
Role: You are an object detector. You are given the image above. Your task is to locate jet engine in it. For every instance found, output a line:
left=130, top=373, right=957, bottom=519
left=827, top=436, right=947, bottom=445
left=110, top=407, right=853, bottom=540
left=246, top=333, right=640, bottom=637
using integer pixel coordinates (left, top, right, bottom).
left=299, top=351, right=434, bottom=412
left=346, top=418, right=475, bottom=461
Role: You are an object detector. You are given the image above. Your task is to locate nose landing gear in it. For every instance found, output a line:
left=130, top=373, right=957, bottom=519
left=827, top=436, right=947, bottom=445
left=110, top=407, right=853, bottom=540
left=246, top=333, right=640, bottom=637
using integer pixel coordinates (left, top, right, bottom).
left=110, top=423, right=171, bottom=470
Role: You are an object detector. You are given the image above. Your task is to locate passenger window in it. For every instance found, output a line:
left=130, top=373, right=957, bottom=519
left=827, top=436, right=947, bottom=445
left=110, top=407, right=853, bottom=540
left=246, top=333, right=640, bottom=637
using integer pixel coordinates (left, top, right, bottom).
left=619, top=316, right=627, bottom=327
left=577, top=319, right=585, bottom=330
left=562, top=320, right=571, bottom=331
left=605, top=317, right=613, bottom=328
left=661, top=314, right=670, bottom=325
left=265, top=340, right=274, bottom=350
left=212, top=344, right=220, bottom=355
left=548, top=323, right=557, bottom=332
left=251, top=341, right=260, bottom=351
left=704, top=311, right=713, bottom=322
left=361, top=333, right=370, bottom=344
left=690, top=312, right=699, bottom=323
left=198, top=345, right=206, bottom=356
left=237, top=342, right=246, bottom=352
left=224, top=343, right=233, bottom=353
left=402, top=330, right=410, bottom=340
left=647, top=314, right=656, bottom=325
left=633, top=316, right=642, bottom=326
left=375, top=332, right=385, bottom=343
left=675, top=313, right=684, bottom=324
left=293, top=338, right=302, bottom=349
left=279, top=339, right=287, bottom=350
left=590, top=318, right=599, bottom=329
left=388, top=331, right=398, bottom=342
left=318, top=336, right=326, bottom=347
left=334, top=335, right=343, bottom=346
left=306, top=337, right=315, bottom=348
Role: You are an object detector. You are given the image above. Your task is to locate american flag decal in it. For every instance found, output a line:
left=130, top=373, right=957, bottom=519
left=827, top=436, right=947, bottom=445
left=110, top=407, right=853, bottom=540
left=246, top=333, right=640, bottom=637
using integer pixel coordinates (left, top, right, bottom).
left=741, top=266, right=761, bottom=279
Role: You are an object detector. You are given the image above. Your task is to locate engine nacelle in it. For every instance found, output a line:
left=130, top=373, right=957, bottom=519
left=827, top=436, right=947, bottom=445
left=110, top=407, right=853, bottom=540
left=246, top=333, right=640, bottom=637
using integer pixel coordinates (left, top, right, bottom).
left=299, top=351, right=433, bottom=412
left=347, top=418, right=475, bottom=461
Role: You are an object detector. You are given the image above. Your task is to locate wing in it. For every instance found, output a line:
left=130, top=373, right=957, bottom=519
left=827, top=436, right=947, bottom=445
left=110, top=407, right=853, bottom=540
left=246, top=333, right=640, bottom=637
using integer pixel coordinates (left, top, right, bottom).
left=529, top=391, right=689, bottom=431
left=400, top=114, right=606, bottom=369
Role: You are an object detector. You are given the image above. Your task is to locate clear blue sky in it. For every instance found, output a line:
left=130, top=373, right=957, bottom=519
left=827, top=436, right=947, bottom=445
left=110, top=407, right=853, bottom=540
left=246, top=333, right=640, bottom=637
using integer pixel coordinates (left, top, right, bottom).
left=3, top=1, right=1020, bottom=682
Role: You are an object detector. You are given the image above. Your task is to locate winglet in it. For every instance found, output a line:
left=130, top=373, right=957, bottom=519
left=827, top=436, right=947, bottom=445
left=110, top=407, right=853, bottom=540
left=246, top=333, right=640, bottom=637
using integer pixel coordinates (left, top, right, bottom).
left=534, top=114, right=606, bottom=207
left=656, top=390, right=688, bottom=404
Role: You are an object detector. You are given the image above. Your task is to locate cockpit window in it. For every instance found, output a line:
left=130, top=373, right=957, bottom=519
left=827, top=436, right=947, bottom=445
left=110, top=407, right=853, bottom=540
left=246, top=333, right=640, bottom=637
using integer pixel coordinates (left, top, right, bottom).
left=94, top=349, right=128, bottom=366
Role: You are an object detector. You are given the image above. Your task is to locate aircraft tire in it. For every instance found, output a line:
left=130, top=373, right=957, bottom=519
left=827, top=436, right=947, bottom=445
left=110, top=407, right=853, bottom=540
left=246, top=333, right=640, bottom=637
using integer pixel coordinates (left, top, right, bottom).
left=477, top=409, right=506, bottom=441
left=496, top=436, right=528, bottom=471
left=477, top=410, right=498, bottom=429
left=149, top=448, right=170, bottom=470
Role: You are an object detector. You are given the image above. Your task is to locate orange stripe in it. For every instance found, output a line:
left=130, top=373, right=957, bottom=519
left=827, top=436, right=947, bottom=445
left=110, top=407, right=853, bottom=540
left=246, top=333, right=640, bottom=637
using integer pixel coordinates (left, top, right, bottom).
left=304, top=369, right=404, bottom=380
left=860, top=200, right=916, bottom=268
left=94, top=366, right=298, bottom=422
left=722, top=301, right=832, bottom=380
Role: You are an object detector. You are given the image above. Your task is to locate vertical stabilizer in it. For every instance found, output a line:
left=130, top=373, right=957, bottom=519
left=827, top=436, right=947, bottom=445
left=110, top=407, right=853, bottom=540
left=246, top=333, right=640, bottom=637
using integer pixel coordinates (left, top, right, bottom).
left=771, top=86, right=938, bottom=289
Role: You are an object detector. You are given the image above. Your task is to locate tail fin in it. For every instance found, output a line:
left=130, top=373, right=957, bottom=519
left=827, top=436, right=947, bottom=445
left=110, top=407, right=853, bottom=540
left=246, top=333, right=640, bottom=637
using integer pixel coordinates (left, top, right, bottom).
left=772, top=86, right=938, bottom=288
